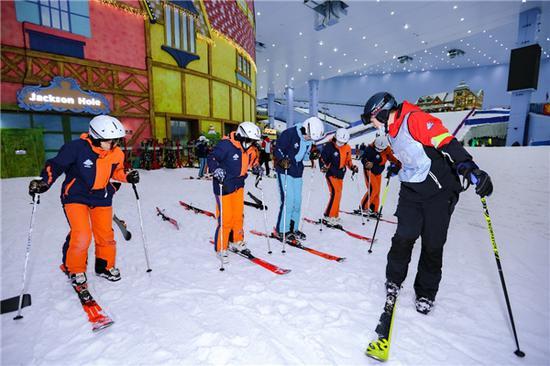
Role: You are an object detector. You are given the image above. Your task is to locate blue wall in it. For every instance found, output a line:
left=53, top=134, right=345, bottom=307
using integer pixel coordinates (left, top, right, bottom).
left=294, top=59, right=550, bottom=118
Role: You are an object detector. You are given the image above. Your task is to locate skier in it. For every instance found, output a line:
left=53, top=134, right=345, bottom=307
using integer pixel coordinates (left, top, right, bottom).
left=207, top=122, right=262, bottom=263
left=358, top=134, right=401, bottom=218
left=260, top=135, right=272, bottom=177
left=273, top=117, right=325, bottom=241
left=27, top=115, right=140, bottom=287
left=361, top=92, right=493, bottom=315
left=319, top=128, right=358, bottom=227
left=196, top=135, right=209, bottom=178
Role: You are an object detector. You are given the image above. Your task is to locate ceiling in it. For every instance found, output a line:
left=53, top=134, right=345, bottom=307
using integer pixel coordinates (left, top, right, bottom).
left=254, top=0, right=550, bottom=99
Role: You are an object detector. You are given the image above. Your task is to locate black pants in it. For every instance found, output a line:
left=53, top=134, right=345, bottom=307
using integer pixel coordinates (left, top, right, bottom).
left=261, top=152, right=271, bottom=176
left=386, top=189, right=459, bottom=300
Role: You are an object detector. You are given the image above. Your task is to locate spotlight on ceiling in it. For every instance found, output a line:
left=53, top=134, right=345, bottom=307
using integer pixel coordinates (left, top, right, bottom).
left=447, top=49, right=465, bottom=59
left=397, top=55, right=413, bottom=64
left=303, top=0, right=349, bottom=31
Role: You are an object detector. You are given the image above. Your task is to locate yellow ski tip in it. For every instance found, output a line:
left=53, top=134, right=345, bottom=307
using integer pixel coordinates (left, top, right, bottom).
left=365, top=338, right=390, bottom=362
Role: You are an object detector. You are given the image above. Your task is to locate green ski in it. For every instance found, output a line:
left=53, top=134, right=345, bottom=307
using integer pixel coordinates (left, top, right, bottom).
left=365, top=289, right=399, bottom=361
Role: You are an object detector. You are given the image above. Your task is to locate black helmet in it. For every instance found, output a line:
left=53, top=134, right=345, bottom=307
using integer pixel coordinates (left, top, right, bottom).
left=361, top=92, right=398, bottom=125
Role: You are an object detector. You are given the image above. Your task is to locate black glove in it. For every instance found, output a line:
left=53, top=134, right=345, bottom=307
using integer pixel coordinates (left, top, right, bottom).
left=351, top=165, right=359, bottom=174
left=213, top=168, right=226, bottom=182
left=320, top=165, right=328, bottom=173
left=457, top=161, right=493, bottom=197
left=252, top=165, right=264, bottom=177
left=126, top=170, right=140, bottom=184
left=29, top=179, right=49, bottom=196
left=386, top=163, right=400, bottom=178
left=310, top=150, right=320, bottom=160
left=278, top=157, right=291, bottom=170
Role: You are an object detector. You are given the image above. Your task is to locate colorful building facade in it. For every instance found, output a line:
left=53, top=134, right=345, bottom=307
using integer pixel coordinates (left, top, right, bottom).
left=0, top=0, right=151, bottom=177
left=144, top=0, right=256, bottom=144
left=416, top=81, right=484, bottom=113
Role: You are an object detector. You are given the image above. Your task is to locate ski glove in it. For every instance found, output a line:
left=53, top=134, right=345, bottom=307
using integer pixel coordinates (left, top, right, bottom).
left=126, top=170, right=140, bottom=184
left=28, top=179, right=49, bottom=196
left=309, top=150, right=321, bottom=160
left=213, top=168, right=226, bottom=182
left=362, top=160, right=374, bottom=170
left=387, top=163, right=400, bottom=178
left=252, top=165, right=264, bottom=177
left=278, top=157, right=291, bottom=170
left=457, top=161, right=493, bottom=197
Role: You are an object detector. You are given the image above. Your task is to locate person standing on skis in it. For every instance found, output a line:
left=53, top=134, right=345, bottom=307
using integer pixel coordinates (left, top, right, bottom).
left=358, top=134, right=401, bottom=218
left=207, top=122, right=262, bottom=263
left=361, top=92, right=493, bottom=315
left=28, top=115, right=140, bottom=287
left=273, top=117, right=325, bottom=241
left=195, top=135, right=209, bottom=178
left=319, top=128, right=358, bottom=228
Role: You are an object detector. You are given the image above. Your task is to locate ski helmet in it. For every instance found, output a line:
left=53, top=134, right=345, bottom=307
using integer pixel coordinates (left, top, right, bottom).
left=302, top=117, right=325, bottom=141
left=89, top=115, right=126, bottom=139
left=335, top=128, right=350, bottom=144
left=361, top=92, right=398, bottom=126
left=199, top=135, right=207, bottom=142
left=374, top=134, right=389, bottom=151
left=236, top=121, right=261, bottom=149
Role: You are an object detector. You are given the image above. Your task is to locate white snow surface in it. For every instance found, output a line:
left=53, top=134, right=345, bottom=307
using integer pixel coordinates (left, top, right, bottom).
left=1, top=147, right=549, bottom=365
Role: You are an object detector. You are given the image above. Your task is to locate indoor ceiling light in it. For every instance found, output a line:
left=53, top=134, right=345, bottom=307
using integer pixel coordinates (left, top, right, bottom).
left=309, top=72, right=313, bottom=76
left=460, top=17, right=464, bottom=21
left=390, top=11, right=395, bottom=15
left=333, top=48, right=338, bottom=52
left=319, top=41, right=324, bottom=46
left=343, top=53, right=347, bottom=56
left=319, top=61, right=323, bottom=66
left=362, top=36, right=366, bottom=40
left=272, top=43, right=276, bottom=47
left=453, top=5, right=458, bottom=9
left=338, top=69, right=341, bottom=73
left=298, top=68, right=302, bottom=72
left=404, top=24, right=409, bottom=29
left=374, top=43, right=378, bottom=47
left=299, top=32, right=303, bottom=36
left=348, top=27, right=353, bottom=31
left=467, top=30, right=471, bottom=33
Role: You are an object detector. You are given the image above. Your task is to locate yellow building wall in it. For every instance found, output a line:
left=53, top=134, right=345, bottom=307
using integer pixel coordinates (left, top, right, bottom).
left=211, top=33, right=236, bottom=82
left=231, top=87, right=242, bottom=121
left=243, top=93, right=250, bottom=121
left=152, top=67, right=182, bottom=113
left=185, top=74, right=210, bottom=116
left=187, top=39, right=209, bottom=74
left=150, top=23, right=177, bottom=66
left=212, top=81, right=230, bottom=120
left=155, top=116, right=167, bottom=140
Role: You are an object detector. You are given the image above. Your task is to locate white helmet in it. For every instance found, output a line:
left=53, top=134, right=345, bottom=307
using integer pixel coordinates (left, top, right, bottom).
left=199, top=135, right=207, bottom=141
left=335, top=128, right=350, bottom=144
left=303, top=117, right=325, bottom=140
left=374, top=134, right=389, bottom=151
left=236, top=122, right=261, bottom=140
left=89, top=115, right=125, bottom=139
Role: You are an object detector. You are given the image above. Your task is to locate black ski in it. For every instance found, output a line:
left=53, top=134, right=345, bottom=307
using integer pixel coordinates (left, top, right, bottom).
left=113, top=214, right=131, bottom=241
left=1, top=294, right=31, bottom=314
left=179, top=201, right=216, bottom=218
left=303, top=217, right=374, bottom=243
left=244, top=200, right=266, bottom=210
left=340, top=210, right=397, bottom=224
left=247, top=192, right=267, bottom=209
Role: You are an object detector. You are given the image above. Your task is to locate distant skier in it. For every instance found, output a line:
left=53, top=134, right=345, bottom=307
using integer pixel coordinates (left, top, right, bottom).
left=361, top=92, right=493, bottom=315
left=273, top=117, right=325, bottom=241
left=27, top=115, right=140, bottom=287
left=196, top=135, right=209, bottom=178
left=358, top=134, right=401, bottom=218
left=260, top=135, right=272, bottom=177
left=319, top=128, right=358, bottom=227
left=207, top=122, right=262, bottom=263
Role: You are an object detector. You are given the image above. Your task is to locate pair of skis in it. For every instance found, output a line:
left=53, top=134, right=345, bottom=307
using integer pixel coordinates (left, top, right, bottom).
left=340, top=210, right=398, bottom=225
left=303, top=217, right=374, bottom=243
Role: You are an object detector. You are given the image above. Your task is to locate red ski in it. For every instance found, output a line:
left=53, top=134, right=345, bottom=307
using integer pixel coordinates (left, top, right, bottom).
left=340, top=210, right=398, bottom=225
left=249, top=230, right=346, bottom=262
left=208, top=240, right=290, bottom=275
left=303, top=217, right=374, bottom=243
left=179, top=201, right=216, bottom=218
left=156, top=207, right=179, bottom=230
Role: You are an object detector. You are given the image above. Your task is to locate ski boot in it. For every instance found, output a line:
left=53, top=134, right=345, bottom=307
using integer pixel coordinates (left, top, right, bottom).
left=271, top=230, right=297, bottom=243
left=229, top=241, right=249, bottom=255
left=289, top=220, right=306, bottom=240
left=415, top=296, right=434, bottom=315
left=322, top=216, right=343, bottom=229
left=95, top=258, right=121, bottom=282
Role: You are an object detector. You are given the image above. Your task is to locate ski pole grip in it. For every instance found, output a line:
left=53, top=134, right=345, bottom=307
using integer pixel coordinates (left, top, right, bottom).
left=132, top=183, right=140, bottom=200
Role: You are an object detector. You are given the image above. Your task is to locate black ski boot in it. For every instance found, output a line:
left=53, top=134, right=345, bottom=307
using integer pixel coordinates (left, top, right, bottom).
left=289, top=220, right=306, bottom=240
left=375, top=282, right=401, bottom=337
left=95, top=258, right=121, bottom=282
left=415, top=296, right=434, bottom=315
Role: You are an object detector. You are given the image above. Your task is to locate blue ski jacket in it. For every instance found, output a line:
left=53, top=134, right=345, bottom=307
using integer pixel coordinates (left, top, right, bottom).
left=273, top=123, right=312, bottom=178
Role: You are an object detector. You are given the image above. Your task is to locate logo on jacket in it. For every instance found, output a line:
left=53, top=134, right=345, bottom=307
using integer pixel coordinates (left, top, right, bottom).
left=294, top=142, right=299, bottom=149
left=427, top=122, right=434, bottom=130
left=83, top=159, right=94, bottom=168
left=333, top=152, right=338, bottom=157
left=376, top=154, right=380, bottom=159
left=232, top=154, right=239, bottom=161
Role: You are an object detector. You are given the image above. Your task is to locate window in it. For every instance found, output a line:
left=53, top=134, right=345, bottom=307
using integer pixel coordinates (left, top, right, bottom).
left=236, top=52, right=252, bottom=91
left=15, top=0, right=90, bottom=37
left=164, top=4, right=196, bottom=54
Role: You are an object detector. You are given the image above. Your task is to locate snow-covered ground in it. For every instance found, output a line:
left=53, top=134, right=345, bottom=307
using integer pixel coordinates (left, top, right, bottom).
left=1, top=147, right=549, bottom=365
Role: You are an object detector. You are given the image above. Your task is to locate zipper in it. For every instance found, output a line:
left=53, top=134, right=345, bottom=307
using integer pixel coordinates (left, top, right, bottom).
left=428, top=171, right=442, bottom=189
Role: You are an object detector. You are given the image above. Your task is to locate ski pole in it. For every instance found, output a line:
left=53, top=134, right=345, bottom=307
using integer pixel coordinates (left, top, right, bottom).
left=368, top=175, right=392, bottom=253
left=256, top=177, right=272, bottom=254
left=132, top=183, right=152, bottom=272
left=480, top=197, right=525, bottom=358
left=366, top=170, right=372, bottom=221
left=14, top=193, right=39, bottom=320
left=218, top=183, right=225, bottom=271
left=282, top=168, right=288, bottom=254
left=300, top=167, right=316, bottom=231
left=352, top=171, right=366, bottom=226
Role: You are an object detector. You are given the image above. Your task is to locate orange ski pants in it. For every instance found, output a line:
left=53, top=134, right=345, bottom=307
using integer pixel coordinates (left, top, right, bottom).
left=362, top=173, right=382, bottom=212
left=324, top=176, right=343, bottom=218
left=62, top=203, right=116, bottom=274
left=214, top=188, right=244, bottom=252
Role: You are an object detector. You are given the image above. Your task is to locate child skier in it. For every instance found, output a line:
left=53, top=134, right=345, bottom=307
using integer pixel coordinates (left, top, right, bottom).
left=27, top=115, right=140, bottom=287
left=358, top=134, right=401, bottom=217
left=319, top=128, right=358, bottom=227
left=207, top=122, right=262, bottom=263
left=273, top=117, right=325, bottom=241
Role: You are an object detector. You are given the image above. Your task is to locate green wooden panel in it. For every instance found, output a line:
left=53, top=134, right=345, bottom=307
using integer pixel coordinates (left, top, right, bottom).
left=1, top=128, right=45, bottom=178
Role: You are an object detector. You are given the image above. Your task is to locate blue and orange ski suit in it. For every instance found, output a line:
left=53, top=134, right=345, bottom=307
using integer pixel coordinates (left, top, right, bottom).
left=320, top=139, right=354, bottom=218
left=207, top=132, right=259, bottom=252
left=39, top=133, right=128, bottom=274
left=360, top=144, right=400, bottom=212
